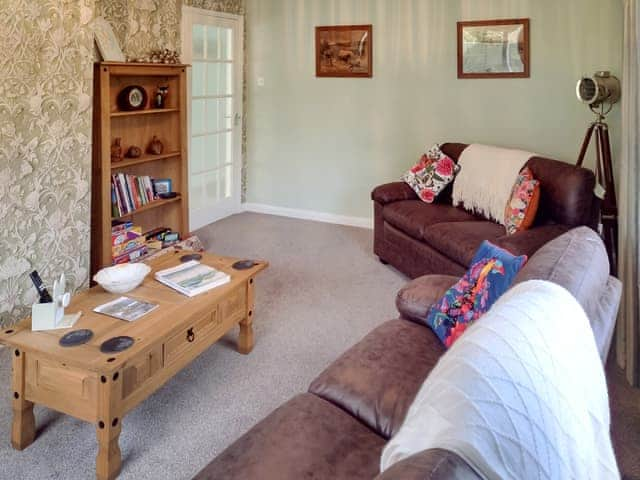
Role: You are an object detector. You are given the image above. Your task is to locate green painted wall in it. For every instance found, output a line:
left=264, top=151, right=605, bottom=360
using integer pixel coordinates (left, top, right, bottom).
left=245, top=0, right=623, bottom=220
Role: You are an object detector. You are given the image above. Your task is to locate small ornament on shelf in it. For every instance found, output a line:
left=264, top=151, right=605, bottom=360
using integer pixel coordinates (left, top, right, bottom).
left=151, top=49, right=180, bottom=64
left=111, top=137, right=123, bottom=162
left=148, top=135, right=164, bottom=155
left=127, top=49, right=180, bottom=65
left=155, top=84, right=169, bottom=108
left=126, top=145, right=142, bottom=158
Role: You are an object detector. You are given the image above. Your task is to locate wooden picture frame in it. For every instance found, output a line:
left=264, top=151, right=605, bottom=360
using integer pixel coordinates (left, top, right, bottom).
left=94, top=17, right=126, bottom=62
left=457, top=18, right=530, bottom=79
left=315, top=25, right=372, bottom=78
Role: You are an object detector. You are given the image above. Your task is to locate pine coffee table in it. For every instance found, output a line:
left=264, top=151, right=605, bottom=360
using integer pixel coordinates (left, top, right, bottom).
left=0, top=252, right=267, bottom=480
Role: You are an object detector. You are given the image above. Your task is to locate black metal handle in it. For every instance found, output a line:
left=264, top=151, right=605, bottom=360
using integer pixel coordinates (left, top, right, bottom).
left=186, top=328, right=195, bottom=343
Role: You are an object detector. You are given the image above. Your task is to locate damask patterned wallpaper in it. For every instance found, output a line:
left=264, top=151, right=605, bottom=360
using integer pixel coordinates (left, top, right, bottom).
left=96, top=0, right=244, bottom=60
left=0, top=0, right=245, bottom=327
left=0, top=0, right=95, bottom=327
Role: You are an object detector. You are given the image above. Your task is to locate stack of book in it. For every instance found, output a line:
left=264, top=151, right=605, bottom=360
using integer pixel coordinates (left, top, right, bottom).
left=111, top=173, right=156, bottom=217
left=111, top=221, right=148, bottom=264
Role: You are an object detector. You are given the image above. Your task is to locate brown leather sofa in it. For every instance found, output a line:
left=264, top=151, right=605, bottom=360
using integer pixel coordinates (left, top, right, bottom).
left=194, top=227, right=621, bottom=479
left=372, top=143, right=599, bottom=278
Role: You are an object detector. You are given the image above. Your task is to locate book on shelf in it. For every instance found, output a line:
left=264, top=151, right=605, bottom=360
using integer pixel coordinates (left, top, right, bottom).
left=113, top=245, right=148, bottom=264
left=111, top=222, right=146, bottom=264
left=112, top=225, right=141, bottom=246
left=155, top=260, right=230, bottom=297
left=111, top=173, right=158, bottom=217
left=109, top=222, right=183, bottom=266
left=111, top=220, right=133, bottom=233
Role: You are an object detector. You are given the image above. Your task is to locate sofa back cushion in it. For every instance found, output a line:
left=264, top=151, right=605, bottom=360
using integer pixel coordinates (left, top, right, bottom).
left=514, top=226, right=621, bottom=360
left=381, top=280, right=618, bottom=479
left=438, top=143, right=597, bottom=228
left=525, top=156, right=596, bottom=227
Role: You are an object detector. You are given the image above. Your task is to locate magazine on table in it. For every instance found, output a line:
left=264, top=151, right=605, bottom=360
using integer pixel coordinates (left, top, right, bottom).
left=155, top=260, right=230, bottom=297
left=94, top=296, right=158, bottom=322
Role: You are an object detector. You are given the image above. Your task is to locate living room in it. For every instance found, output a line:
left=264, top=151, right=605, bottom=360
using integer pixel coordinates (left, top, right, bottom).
left=1, top=0, right=639, bottom=479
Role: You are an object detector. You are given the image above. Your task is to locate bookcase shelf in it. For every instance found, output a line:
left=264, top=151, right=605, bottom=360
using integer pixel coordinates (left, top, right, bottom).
left=111, top=195, right=182, bottom=220
left=111, top=108, right=179, bottom=118
left=91, top=62, right=189, bottom=276
left=111, top=151, right=181, bottom=169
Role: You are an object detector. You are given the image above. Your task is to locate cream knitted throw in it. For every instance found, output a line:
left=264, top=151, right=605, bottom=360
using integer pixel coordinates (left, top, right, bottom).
left=380, top=280, right=619, bottom=480
left=452, top=144, right=534, bottom=224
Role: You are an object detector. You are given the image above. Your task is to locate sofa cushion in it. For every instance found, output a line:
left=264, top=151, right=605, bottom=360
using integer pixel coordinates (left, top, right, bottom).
left=514, top=226, right=621, bottom=360
left=383, top=201, right=478, bottom=240
left=525, top=156, right=596, bottom=227
left=425, top=241, right=527, bottom=348
left=422, top=221, right=505, bottom=266
left=193, top=393, right=385, bottom=480
left=380, top=222, right=468, bottom=278
left=493, top=224, right=569, bottom=258
left=504, top=166, right=541, bottom=235
left=396, top=274, right=459, bottom=324
left=309, top=319, right=444, bottom=439
left=402, top=145, right=461, bottom=203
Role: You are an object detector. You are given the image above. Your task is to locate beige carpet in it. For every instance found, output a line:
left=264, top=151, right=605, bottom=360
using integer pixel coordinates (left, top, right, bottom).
left=0, top=212, right=406, bottom=479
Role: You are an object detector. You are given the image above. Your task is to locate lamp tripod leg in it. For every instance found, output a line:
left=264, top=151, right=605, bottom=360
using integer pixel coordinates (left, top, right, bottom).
left=594, top=124, right=619, bottom=276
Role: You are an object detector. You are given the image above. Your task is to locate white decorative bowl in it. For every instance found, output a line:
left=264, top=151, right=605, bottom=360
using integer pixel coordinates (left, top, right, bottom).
left=93, top=263, right=151, bottom=294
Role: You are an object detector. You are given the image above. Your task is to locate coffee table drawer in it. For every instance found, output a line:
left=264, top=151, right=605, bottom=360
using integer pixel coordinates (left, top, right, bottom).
left=164, top=309, right=222, bottom=366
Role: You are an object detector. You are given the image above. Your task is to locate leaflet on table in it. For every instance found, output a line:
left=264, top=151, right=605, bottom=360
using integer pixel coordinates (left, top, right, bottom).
left=93, top=296, right=158, bottom=321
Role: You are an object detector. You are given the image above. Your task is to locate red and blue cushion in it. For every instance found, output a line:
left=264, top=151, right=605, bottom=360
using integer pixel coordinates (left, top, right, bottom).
left=425, top=241, right=527, bottom=347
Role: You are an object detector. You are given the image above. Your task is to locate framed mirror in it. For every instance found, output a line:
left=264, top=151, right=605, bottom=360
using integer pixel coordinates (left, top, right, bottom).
left=457, top=19, right=530, bottom=79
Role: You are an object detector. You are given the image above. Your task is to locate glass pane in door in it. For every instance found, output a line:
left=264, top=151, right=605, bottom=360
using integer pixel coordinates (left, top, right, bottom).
left=189, top=21, right=236, bottom=229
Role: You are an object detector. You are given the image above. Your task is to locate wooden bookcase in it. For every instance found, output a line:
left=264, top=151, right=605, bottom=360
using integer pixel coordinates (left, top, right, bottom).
left=91, top=62, right=189, bottom=277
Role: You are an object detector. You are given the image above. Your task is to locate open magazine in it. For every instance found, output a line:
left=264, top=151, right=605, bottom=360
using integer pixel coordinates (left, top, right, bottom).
left=155, top=260, right=230, bottom=297
left=94, top=296, right=158, bottom=322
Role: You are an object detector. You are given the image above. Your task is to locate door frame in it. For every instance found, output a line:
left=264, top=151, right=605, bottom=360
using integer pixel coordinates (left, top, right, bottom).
left=181, top=6, right=244, bottom=229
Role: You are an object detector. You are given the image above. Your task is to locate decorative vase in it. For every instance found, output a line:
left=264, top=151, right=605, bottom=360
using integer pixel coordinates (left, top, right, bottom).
left=148, top=136, right=164, bottom=155
left=111, top=138, right=123, bottom=162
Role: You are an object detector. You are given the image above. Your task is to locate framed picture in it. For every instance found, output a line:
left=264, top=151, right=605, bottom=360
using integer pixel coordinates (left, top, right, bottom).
left=153, top=178, right=172, bottom=195
left=94, top=17, right=125, bottom=62
left=315, top=25, right=372, bottom=78
left=457, top=19, right=529, bottom=79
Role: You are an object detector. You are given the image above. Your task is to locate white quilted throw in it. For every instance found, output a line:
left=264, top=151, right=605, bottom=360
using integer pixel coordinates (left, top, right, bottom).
left=381, top=280, right=619, bottom=480
left=452, top=144, right=534, bottom=224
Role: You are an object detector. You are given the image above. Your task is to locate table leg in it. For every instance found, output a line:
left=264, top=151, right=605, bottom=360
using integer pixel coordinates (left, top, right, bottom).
left=96, top=371, right=123, bottom=480
left=11, top=349, right=35, bottom=450
left=238, top=277, right=255, bottom=354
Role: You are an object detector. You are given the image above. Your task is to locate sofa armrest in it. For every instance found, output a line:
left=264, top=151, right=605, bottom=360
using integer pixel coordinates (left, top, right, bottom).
left=372, top=182, right=418, bottom=205
left=494, top=224, right=570, bottom=259
left=375, top=448, right=481, bottom=480
left=396, top=275, right=458, bottom=325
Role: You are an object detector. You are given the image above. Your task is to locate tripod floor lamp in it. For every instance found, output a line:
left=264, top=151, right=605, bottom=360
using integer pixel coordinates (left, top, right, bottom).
left=576, top=71, right=620, bottom=276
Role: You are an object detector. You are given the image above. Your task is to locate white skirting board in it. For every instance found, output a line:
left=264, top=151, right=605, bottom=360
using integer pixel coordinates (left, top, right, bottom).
left=242, top=203, right=373, bottom=229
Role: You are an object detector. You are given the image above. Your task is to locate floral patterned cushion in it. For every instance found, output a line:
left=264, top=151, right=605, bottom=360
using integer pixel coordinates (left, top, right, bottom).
left=504, top=167, right=541, bottom=235
left=402, top=144, right=461, bottom=203
left=425, top=241, right=527, bottom=348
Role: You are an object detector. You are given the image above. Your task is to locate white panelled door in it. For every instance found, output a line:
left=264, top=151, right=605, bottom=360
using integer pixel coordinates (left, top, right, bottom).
left=182, top=7, right=243, bottom=230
